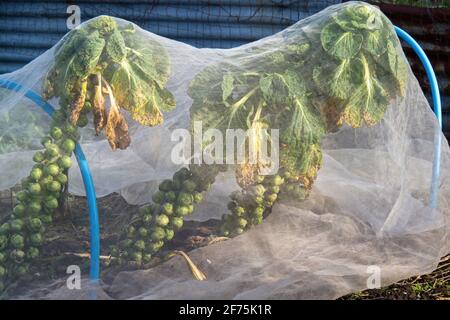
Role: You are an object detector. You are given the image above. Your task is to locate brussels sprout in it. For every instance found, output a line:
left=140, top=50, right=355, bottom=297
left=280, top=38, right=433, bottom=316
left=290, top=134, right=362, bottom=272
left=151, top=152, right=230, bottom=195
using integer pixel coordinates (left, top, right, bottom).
left=220, top=228, right=230, bottom=237
left=138, top=227, right=148, bottom=237
left=52, top=110, right=66, bottom=123
left=175, top=206, right=189, bottom=216
left=40, top=175, right=53, bottom=187
left=13, top=204, right=26, bottom=216
left=187, top=204, right=194, bottom=215
left=134, top=240, right=146, bottom=251
left=236, top=218, right=248, bottom=229
left=45, top=164, right=60, bottom=177
left=159, top=180, right=173, bottom=192
left=28, top=183, right=42, bottom=195
left=250, top=216, right=263, bottom=225
left=150, top=227, right=165, bottom=241
left=56, top=173, right=68, bottom=184
left=165, top=229, right=174, bottom=240
left=155, top=214, right=169, bottom=227
left=265, top=193, right=278, bottom=202
left=33, top=151, right=45, bottom=163
left=15, top=264, right=29, bottom=276
left=171, top=217, right=183, bottom=230
left=126, top=225, right=136, bottom=238
left=232, top=206, right=245, bottom=216
left=182, top=179, right=196, bottom=193
left=10, top=219, right=24, bottom=232
left=28, top=218, right=43, bottom=232
left=0, top=266, right=6, bottom=278
left=234, top=227, right=244, bottom=235
left=177, top=192, right=193, bottom=206
left=41, top=215, right=53, bottom=224
left=138, top=204, right=152, bottom=215
left=165, top=191, right=176, bottom=202
left=0, top=235, right=7, bottom=250
left=47, top=180, right=62, bottom=192
left=44, top=196, right=58, bottom=209
left=255, top=175, right=265, bottom=183
left=64, top=124, right=78, bottom=137
left=29, top=233, right=43, bottom=246
left=142, top=214, right=152, bottom=225
left=62, top=139, right=76, bottom=153
left=120, top=239, right=133, bottom=248
left=30, top=168, right=44, bottom=181
left=50, top=127, right=63, bottom=140
left=45, top=144, right=60, bottom=157
left=131, top=252, right=142, bottom=263
left=83, top=101, right=93, bottom=113
left=143, top=253, right=152, bottom=263
left=29, top=201, right=42, bottom=214
left=0, top=223, right=10, bottom=235
left=10, top=249, right=25, bottom=262
left=253, top=207, right=264, bottom=217
left=109, top=245, right=119, bottom=257
left=161, top=203, right=173, bottom=216
left=193, top=192, right=203, bottom=203
left=77, top=114, right=88, bottom=127
left=149, top=240, right=164, bottom=252
left=16, top=191, right=28, bottom=202
left=254, top=196, right=264, bottom=205
left=152, top=191, right=165, bottom=204
left=41, top=136, right=52, bottom=148
left=253, top=184, right=266, bottom=196
left=270, top=185, right=280, bottom=194
left=27, top=247, right=40, bottom=260
left=58, top=155, right=73, bottom=169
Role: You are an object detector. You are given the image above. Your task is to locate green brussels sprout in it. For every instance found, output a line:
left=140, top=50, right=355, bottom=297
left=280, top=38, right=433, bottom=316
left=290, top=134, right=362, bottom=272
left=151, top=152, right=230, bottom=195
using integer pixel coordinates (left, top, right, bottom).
left=41, top=136, right=52, bottom=148
left=50, top=127, right=63, bottom=140
left=13, top=204, right=26, bottom=216
left=255, top=175, right=265, bottom=183
left=152, top=191, right=165, bottom=204
left=127, top=225, right=136, bottom=238
left=165, top=229, right=174, bottom=240
left=27, top=247, right=40, bottom=260
left=10, top=219, right=24, bottom=232
left=110, top=245, right=119, bottom=257
left=165, top=191, right=176, bottom=202
left=171, top=217, right=183, bottom=230
left=0, top=253, right=5, bottom=263
left=52, top=110, right=66, bottom=123
left=77, top=114, right=88, bottom=127
left=131, top=251, right=142, bottom=263
left=41, top=215, right=53, bottom=224
left=175, top=206, right=189, bottom=216
left=270, top=185, right=280, bottom=194
left=28, top=183, right=42, bottom=195
left=28, top=218, right=42, bottom=232
left=30, top=233, right=44, bottom=246
left=33, top=151, right=45, bottom=163
left=46, top=180, right=62, bottom=192
left=143, top=253, right=152, bottom=263
left=62, top=139, right=76, bottom=153
left=138, top=227, right=148, bottom=237
left=149, top=240, right=164, bottom=252
left=254, top=196, right=264, bottom=205
left=177, top=192, right=193, bottom=206
left=253, top=207, right=264, bottom=217
left=44, top=196, right=58, bottom=209
left=187, top=204, right=194, bottom=215
left=30, top=167, right=43, bottom=181
left=232, top=206, right=245, bottom=216
left=193, top=192, right=203, bottom=203
left=236, top=218, right=248, bottom=229
left=159, top=180, right=173, bottom=192
left=120, top=239, right=133, bottom=248
left=0, top=235, right=7, bottom=250
left=250, top=216, right=263, bottom=225
left=182, top=179, right=196, bottom=193
left=58, top=155, right=73, bottom=169
left=253, top=184, right=266, bottom=196
left=134, top=240, right=146, bottom=251
left=16, top=190, right=28, bottom=202
left=15, top=264, right=29, bottom=276
left=28, top=201, right=42, bottom=214
left=83, top=101, right=93, bottom=113
left=220, top=227, right=230, bottom=237
left=0, top=266, right=6, bottom=278
left=272, top=175, right=284, bottom=186
left=0, top=223, right=9, bottom=235
left=10, top=249, right=25, bottom=262
left=64, top=123, right=78, bottom=136
left=45, top=144, right=59, bottom=157
left=161, top=203, right=173, bottom=215
left=155, top=214, right=169, bottom=227
left=138, top=204, right=152, bottom=215
left=45, top=164, right=60, bottom=176
left=55, top=173, right=68, bottom=184
left=265, top=193, right=278, bottom=202
left=150, top=227, right=165, bottom=241
left=234, top=227, right=244, bottom=235
left=40, top=175, right=53, bottom=187
left=142, top=214, right=152, bottom=225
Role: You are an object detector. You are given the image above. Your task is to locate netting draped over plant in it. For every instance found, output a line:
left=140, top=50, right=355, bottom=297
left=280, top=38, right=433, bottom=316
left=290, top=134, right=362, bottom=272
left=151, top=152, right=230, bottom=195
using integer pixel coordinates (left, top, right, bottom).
left=0, top=2, right=448, bottom=299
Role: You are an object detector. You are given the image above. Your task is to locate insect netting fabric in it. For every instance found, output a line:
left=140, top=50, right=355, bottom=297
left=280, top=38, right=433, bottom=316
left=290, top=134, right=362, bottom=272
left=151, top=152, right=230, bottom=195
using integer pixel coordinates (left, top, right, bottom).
left=0, top=2, right=448, bottom=299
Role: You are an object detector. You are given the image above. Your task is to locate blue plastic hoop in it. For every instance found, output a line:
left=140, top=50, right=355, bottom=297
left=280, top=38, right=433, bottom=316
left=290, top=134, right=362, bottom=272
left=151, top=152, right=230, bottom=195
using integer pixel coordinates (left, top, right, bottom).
left=395, top=26, right=442, bottom=209
left=0, top=79, right=100, bottom=283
